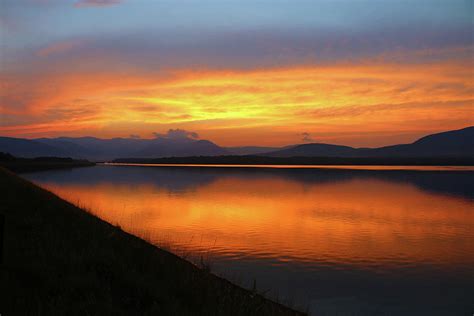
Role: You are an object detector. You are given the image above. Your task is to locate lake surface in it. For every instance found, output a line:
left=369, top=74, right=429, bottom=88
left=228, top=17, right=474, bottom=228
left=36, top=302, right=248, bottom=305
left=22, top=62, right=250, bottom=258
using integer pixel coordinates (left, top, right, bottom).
left=24, top=165, right=474, bottom=315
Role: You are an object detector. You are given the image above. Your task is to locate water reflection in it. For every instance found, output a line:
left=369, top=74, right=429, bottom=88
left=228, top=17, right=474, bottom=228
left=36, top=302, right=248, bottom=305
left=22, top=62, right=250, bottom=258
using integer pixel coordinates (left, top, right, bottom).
left=24, top=165, right=474, bottom=315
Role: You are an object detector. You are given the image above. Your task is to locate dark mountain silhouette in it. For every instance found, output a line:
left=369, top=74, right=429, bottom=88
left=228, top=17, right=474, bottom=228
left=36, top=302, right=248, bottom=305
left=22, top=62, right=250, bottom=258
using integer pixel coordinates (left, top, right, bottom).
left=359, top=126, right=474, bottom=157
left=266, top=143, right=358, bottom=157
left=0, top=137, right=69, bottom=158
left=1, top=126, right=472, bottom=160
left=0, top=136, right=228, bottom=160
left=135, top=139, right=228, bottom=158
left=36, top=138, right=97, bottom=158
left=264, top=126, right=474, bottom=158
left=0, top=136, right=266, bottom=160
left=38, top=137, right=150, bottom=160
left=225, top=146, right=288, bottom=155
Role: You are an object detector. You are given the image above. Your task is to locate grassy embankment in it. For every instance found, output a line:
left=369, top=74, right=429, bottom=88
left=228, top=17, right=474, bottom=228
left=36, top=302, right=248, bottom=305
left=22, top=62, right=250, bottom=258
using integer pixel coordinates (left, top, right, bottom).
left=0, top=167, right=305, bottom=315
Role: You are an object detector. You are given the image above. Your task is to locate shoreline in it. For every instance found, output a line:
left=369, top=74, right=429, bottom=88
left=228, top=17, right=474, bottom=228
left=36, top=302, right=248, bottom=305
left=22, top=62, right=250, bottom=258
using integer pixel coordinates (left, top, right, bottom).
left=0, top=160, right=95, bottom=173
left=103, top=162, right=474, bottom=172
left=112, top=155, right=474, bottom=167
left=0, top=166, right=305, bottom=315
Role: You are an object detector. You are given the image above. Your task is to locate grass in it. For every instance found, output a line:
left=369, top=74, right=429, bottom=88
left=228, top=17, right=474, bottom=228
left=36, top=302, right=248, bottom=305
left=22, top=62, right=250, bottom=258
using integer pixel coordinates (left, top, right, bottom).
left=0, top=167, right=305, bottom=315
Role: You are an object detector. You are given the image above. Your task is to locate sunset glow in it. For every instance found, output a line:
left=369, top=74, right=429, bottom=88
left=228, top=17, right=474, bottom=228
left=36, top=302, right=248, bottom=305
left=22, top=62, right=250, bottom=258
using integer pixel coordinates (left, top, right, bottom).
left=1, top=0, right=473, bottom=146
left=3, top=2, right=474, bottom=314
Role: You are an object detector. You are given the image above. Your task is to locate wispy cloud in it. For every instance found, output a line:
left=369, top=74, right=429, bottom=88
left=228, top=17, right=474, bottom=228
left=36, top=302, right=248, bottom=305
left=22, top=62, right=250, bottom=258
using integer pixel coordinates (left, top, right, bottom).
left=37, top=40, right=84, bottom=57
left=74, top=0, right=122, bottom=8
left=301, top=132, right=314, bottom=143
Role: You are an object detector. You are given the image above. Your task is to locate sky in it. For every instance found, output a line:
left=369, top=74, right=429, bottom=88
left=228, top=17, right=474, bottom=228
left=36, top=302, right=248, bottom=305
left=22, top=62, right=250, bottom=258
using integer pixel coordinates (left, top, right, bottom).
left=0, top=0, right=473, bottom=147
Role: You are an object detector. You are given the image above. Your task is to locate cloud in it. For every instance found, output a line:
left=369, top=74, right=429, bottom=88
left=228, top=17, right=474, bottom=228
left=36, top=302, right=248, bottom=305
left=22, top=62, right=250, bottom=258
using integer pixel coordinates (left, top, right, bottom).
left=129, top=134, right=141, bottom=139
left=37, top=40, right=84, bottom=57
left=74, top=0, right=122, bottom=8
left=6, top=25, right=470, bottom=74
left=301, top=132, right=314, bottom=143
left=153, top=129, right=199, bottom=140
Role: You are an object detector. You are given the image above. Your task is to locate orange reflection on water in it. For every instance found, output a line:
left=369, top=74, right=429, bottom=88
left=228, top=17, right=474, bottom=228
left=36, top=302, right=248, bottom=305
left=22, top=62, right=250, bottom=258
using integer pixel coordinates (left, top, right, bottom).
left=37, top=173, right=474, bottom=270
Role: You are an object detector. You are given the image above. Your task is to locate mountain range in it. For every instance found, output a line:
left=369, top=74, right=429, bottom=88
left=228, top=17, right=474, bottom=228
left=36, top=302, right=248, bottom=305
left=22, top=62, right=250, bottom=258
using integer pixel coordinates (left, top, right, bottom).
left=0, top=136, right=228, bottom=160
left=0, top=126, right=472, bottom=161
left=266, top=126, right=474, bottom=158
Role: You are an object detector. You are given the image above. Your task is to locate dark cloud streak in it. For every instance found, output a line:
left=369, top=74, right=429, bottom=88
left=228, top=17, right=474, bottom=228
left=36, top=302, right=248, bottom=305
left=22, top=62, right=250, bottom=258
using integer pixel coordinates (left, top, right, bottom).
left=153, top=129, right=199, bottom=140
left=74, top=0, right=122, bottom=8
left=301, top=132, right=315, bottom=143
left=3, top=23, right=472, bottom=75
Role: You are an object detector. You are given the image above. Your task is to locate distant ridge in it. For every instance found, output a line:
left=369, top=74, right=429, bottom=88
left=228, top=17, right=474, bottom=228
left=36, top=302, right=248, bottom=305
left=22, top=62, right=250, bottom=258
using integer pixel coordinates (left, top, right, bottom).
left=0, top=126, right=472, bottom=160
left=225, top=146, right=285, bottom=155
left=265, top=143, right=357, bottom=157
left=0, top=136, right=228, bottom=160
left=0, top=137, right=69, bottom=158
left=264, top=126, right=474, bottom=158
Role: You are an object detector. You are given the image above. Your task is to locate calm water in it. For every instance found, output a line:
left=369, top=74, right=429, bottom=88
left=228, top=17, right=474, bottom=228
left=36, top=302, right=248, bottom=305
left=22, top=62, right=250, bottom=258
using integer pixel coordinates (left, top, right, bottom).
left=24, top=165, right=474, bottom=315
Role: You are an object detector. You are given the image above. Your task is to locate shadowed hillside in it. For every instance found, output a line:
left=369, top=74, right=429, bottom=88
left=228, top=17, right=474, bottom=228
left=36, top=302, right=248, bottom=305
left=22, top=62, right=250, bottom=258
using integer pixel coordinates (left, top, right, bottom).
left=0, top=136, right=228, bottom=161
left=1, top=126, right=472, bottom=160
left=265, top=126, right=474, bottom=157
left=0, top=137, right=69, bottom=158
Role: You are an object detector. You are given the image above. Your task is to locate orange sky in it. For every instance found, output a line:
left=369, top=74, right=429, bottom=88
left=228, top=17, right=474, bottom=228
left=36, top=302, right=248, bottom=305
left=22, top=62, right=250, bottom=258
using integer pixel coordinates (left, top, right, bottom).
left=1, top=60, right=473, bottom=146
left=1, top=0, right=473, bottom=147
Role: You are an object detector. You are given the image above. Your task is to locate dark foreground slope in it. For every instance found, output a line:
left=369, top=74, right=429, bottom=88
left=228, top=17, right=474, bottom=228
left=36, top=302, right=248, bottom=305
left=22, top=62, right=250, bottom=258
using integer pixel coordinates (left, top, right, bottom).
left=0, top=168, right=304, bottom=316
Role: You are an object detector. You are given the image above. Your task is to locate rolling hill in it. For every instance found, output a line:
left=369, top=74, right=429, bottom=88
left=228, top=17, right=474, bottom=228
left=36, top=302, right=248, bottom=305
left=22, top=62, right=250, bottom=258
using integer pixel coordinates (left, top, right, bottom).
left=0, top=137, right=69, bottom=158
left=1, top=126, right=472, bottom=160
left=0, top=136, right=228, bottom=160
left=264, top=126, right=474, bottom=158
